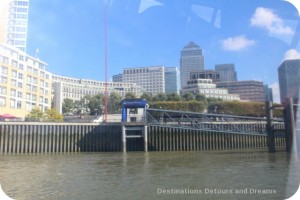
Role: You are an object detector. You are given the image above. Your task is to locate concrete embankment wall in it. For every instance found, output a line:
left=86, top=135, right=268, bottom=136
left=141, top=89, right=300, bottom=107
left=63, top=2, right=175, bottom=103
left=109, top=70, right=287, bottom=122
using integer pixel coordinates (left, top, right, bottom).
left=0, top=123, right=285, bottom=153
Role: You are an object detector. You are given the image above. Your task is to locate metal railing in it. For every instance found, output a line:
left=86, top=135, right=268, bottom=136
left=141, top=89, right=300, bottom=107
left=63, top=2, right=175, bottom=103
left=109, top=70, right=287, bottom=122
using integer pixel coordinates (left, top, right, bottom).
left=146, top=108, right=285, bottom=136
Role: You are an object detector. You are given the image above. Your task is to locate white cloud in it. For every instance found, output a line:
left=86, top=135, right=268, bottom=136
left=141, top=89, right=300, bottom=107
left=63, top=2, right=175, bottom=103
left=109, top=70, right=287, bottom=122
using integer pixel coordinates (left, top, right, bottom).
left=270, top=82, right=280, bottom=103
left=250, top=7, right=294, bottom=35
left=284, top=49, right=300, bottom=60
left=221, top=35, right=256, bottom=51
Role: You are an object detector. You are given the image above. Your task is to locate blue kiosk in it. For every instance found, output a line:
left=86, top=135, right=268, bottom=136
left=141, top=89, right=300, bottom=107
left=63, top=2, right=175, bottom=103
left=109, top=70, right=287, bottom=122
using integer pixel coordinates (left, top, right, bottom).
left=120, top=98, right=148, bottom=123
left=120, top=98, right=148, bottom=152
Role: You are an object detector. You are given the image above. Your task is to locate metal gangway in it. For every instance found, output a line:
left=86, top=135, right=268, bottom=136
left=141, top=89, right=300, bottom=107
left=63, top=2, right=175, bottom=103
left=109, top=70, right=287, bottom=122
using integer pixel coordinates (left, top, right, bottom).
left=146, top=108, right=285, bottom=136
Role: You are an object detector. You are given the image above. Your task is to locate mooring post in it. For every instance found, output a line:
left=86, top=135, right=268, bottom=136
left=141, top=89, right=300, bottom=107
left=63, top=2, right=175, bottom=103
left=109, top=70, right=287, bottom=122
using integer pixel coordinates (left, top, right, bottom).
left=144, top=125, right=148, bottom=152
left=121, top=125, right=126, bottom=152
left=266, top=101, right=275, bottom=153
left=284, top=98, right=297, bottom=154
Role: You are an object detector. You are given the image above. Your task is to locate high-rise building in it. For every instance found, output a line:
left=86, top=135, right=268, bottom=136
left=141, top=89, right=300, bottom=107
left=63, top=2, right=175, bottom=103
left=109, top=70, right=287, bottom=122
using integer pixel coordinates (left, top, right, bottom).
left=278, top=59, right=300, bottom=103
left=180, top=42, right=204, bottom=89
left=190, top=70, right=220, bottom=83
left=122, top=66, right=165, bottom=95
left=112, top=73, right=123, bottom=82
left=165, top=67, right=180, bottom=94
left=0, top=44, right=52, bottom=118
left=0, top=0, right=29, bottom=52
left=263, top=84, right=273, bottom=102
left=216, top=80, right=266, bottom=102
left=215, top=64, right=237, bottom=82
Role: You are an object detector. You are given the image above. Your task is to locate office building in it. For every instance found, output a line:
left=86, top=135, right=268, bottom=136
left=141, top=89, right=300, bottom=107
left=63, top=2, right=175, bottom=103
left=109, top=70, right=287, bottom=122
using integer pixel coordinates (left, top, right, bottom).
left=216, top=80, right=266, bottom=102
left=181, top=78, right=240, bottom=101
left=180, top=41, right=204, bottom=89
left=190, top=70, right=220, bottom=83
left=0, top=44, right=52, bottom=118
left=263, top=84, right=273, bottom=102
left=215, top=64, right=237, bottom=82
left=52, top=75, right=143, bottom=114
left=122, top=66, right=165, bottom=95
left=165, top=67, right=180, bottom=94
left=112, top=73, right=123, bottom=82
left=0, top=0, right=29, bottom=52
left=278, top=59, right=300, bottom=103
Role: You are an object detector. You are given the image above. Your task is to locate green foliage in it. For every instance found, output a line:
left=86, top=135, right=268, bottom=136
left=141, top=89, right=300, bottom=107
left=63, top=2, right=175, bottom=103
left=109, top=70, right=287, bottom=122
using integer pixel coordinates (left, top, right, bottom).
left=26, top=107, right=63, bottom=122
left=25, top=107, right=44, bottom=121
left=108, top=92, right=122, bottom=114
left=87, top=94, right=105, bottom=115
left=44, top=109, right=64, bottom=122
left=141, top=92, right=153, bottom=102
left=181, top=92, right=194, bottom=101
left=207, top=101, right=283, bottom=117
left=167, top=92, right=181, bottom=101
left=150, top=101, right=205, bottom=113
left=153, top=93, right=167, bottom=101
left=62, top=98, right=74, bottom=114
left=125, top=92, right=136, bottom=99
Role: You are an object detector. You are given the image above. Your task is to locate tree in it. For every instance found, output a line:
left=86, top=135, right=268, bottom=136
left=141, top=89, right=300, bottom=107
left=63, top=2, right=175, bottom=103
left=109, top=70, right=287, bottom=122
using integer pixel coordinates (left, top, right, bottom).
left=108, top=92, right=122, bottom=114
left=195, top=93, right=206, bottom=101
left=25, top=107, right=44, bottom=121
left=125, top=92, right=136, bottom=99
left=167, top=92, right=181, bottom=101
left=62, top=98, right=74, bottom=114
left=181, top=92, right=194, bottom=101
left=45, top=109, right=64, bottom=122
left=87, top=94, right=105, bottom=115
left=153, top=93, right=167, bottom=101
left=141, top=92, right=153, bottom=102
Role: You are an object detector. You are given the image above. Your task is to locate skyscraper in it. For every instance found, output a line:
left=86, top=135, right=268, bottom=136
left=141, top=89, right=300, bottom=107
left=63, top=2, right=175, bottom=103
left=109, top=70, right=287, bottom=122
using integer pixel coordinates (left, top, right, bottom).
left=0, top=0, right=29, bottom=52
left=215, top=64, right=237, bottom=82
left=180, top=41, right=204, bottom=89
left=278, top=59, right=300, bottom=103
left=164, top=67, right=180, bottom=94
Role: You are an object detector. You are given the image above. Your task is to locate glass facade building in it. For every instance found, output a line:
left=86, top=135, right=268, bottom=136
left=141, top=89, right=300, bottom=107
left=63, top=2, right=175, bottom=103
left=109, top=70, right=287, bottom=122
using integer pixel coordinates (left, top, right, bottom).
left=0, top=0, right=29, bottom=52
left=215, top=64, right=237, bottom=82
left=180, top=41, right=204, bottom=89
left=164, top=67, right=179, bottom=94
left=278, top=59, right=300, bottom=103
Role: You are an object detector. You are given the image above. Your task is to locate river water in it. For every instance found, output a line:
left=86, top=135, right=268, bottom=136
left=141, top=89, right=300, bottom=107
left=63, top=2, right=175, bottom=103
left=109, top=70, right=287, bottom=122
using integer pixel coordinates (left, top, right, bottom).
left=0, top=150, right=299, bottom=200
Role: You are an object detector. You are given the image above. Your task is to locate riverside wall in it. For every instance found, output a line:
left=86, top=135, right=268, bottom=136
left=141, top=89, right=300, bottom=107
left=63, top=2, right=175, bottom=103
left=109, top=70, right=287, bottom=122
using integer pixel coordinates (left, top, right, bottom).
left=0, top=122, right=285, bottom=153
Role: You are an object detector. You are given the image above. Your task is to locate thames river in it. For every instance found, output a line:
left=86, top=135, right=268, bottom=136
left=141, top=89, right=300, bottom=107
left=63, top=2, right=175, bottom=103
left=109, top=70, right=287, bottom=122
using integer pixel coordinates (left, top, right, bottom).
left=0, top=150, right=299, bottom=200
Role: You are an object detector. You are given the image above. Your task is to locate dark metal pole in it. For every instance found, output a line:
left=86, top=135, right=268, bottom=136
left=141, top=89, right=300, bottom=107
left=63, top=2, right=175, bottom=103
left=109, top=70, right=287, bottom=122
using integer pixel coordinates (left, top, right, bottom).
left=266, top=101, right=275, bottom=152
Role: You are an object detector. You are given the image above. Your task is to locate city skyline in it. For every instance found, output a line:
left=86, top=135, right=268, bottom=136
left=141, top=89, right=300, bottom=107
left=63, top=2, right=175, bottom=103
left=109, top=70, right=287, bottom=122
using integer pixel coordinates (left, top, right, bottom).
left=24, top=0, right=300, bottom=103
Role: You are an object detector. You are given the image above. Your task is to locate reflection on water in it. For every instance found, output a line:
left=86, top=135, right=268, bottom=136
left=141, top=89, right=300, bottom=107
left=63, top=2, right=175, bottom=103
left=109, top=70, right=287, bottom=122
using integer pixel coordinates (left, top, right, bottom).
left=0, top=150, right=299, bottom=200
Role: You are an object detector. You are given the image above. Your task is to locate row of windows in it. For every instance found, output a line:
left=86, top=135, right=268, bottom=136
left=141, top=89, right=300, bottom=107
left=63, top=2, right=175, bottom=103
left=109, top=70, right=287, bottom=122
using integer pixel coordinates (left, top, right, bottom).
left=0, top=96, right=49, bottom=108
left=0, top=52, right=47, bottom=71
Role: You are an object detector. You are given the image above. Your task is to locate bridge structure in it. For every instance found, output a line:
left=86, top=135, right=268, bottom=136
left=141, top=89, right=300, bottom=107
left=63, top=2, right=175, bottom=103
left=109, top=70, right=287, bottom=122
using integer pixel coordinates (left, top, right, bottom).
left=120, top=105, right=286, bottom=152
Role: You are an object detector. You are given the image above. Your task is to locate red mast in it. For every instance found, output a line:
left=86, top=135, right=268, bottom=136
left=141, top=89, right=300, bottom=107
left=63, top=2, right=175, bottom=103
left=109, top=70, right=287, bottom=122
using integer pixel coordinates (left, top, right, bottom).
left=104, top=1, right=108, bottom=122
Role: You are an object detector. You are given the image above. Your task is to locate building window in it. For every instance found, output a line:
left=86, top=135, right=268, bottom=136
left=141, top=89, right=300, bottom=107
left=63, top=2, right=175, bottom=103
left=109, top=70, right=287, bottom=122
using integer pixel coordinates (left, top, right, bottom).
left=17, top=82, right=22, bottom=88
left=10, top=99, right=15, bottom=108
left=17, top=101, right=22, bottom=109
left=0, top=87, right=6, bottom=95
left=0, top=76, right=7, bottom=84
left=18, top=73, right=23, bottom=79
left=10, top=89, right=16, bottom=97
left=0, top=66, right=8, bottom=75
left=17, top=91, right=22, bottom=98
left=0, top=97, right=5, bottom=107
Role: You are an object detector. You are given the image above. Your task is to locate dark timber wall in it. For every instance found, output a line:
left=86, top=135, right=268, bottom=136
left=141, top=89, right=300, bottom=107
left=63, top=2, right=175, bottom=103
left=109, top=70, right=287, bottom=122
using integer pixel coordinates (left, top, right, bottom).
left=0, top=122, right=122, bottom=153
left=0, top=123, right=285, bottom=153
left=147, top=126, right=285, bottom=151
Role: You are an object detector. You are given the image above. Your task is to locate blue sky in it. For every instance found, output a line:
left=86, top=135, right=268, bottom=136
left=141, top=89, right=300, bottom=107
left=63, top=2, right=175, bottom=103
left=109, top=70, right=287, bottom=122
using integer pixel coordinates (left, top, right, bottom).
left=26, top=0, right=300, bottom=102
